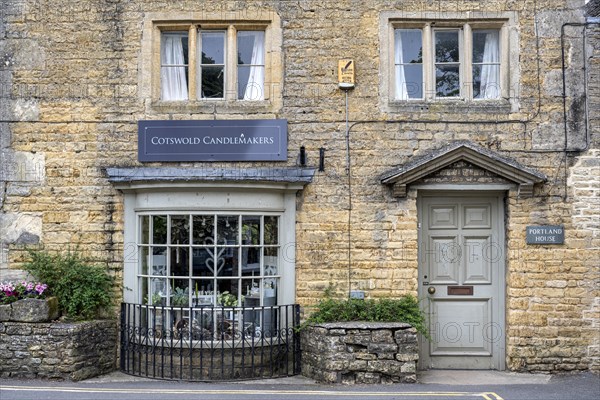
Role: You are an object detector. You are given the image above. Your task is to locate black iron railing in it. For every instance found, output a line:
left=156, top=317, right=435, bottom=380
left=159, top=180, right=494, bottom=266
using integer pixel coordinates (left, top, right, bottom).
left=120, top=302, right=301, bottom=381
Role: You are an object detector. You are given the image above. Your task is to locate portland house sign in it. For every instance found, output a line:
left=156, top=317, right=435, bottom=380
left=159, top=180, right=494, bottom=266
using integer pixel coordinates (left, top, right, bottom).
left=526, top=225, right=565, bottom=245
left=138, top=119, right=288, bottom=162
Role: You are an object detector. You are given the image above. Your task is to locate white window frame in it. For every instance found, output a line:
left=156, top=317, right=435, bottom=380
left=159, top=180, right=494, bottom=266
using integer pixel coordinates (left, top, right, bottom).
left=432, top=27, right=463, bottom=99
left=158, top=24, right=267, bottom=102
left=379, top=11, right=519, bottom=113
left=119, top=184, right=299, bottom=308
left=140, top=10, right=283, bottom=112
left=197, top=30, right=227, bottom=100
left=396, top=23, right=502, bottom=101
left=136, top=212, right=282, bottom=308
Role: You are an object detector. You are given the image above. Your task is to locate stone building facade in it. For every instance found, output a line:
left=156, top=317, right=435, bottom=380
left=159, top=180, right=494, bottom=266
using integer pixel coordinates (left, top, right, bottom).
left=0, top=0, right=598, bottom=373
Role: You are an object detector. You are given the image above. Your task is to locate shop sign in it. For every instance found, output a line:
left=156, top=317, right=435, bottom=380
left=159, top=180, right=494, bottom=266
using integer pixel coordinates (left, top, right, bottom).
left=138, top=119, right=287, bottom=162
left=526, top=225, right=564, bottom=244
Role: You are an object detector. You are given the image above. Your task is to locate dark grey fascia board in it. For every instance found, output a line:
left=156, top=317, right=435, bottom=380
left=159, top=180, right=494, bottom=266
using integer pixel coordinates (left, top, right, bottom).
left=105, top=167, right=316, bottom=188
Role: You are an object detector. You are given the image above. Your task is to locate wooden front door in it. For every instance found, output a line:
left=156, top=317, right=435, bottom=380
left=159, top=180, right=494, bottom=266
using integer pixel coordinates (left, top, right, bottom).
left=418, top=193, right=505, bottom=370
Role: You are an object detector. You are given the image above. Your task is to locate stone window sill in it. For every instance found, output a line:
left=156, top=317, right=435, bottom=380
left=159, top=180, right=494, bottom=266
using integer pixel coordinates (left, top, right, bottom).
left=385, top=100, right=513, bottom=115
left=150, top=100, right=277, bottom=114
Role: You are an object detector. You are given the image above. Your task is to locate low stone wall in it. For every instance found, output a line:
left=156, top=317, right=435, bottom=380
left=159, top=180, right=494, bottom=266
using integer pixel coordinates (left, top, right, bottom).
left=301, top=322, right=418, bottom=384
left=0, top=320, right=118, bottom=381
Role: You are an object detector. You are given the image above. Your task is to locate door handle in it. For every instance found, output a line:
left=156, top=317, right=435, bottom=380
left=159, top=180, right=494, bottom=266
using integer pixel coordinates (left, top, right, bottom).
left=427, top=286, right=436, bottom=295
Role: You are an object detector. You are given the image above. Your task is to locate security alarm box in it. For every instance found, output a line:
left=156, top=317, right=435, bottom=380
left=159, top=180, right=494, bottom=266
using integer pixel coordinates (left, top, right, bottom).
left=338, top=59, right=355, bottom=89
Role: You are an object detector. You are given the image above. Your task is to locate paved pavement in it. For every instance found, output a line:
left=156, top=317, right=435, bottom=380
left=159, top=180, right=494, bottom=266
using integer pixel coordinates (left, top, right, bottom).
left=418, top=370, right=552, bottom=385
left=1, top=370, right=598, bottom=400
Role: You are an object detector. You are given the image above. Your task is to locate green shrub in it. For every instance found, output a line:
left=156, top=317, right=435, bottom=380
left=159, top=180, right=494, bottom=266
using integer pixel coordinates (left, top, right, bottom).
left=23, top=249, right=114, bottom=320
left=304, top=294, right=428, bottom=336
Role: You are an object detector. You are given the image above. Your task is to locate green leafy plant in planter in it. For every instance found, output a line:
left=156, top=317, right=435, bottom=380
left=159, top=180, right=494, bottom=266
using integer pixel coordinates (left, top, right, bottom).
left=144, top=293, right=163, bottom=306
left=171, top=287, right=189, bottom=307
left=303, top=284, right=428, bottom=337
left=23, top=249, right=114, bottom=320
left=217, top=291, right=238, bottom=307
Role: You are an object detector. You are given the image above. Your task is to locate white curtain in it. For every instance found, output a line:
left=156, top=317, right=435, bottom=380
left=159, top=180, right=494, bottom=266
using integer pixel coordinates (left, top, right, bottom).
left=394, top=30, right=408, bottom=100
left=479, top=31, right=500, bottom=99
left=161, top=35, right=188, bottom=101
left=243, top=31, right=265, bottom=100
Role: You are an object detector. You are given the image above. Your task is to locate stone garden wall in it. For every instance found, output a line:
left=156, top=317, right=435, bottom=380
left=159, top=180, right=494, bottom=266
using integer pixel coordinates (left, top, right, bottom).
left=0, top=320, right=118, bottom=381
left=301, top=322, right=418, bottom=384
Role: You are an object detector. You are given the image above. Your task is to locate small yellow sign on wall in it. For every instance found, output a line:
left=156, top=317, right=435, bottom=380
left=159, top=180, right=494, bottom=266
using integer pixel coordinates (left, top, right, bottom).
left=338, top=59, right=355, bottom=89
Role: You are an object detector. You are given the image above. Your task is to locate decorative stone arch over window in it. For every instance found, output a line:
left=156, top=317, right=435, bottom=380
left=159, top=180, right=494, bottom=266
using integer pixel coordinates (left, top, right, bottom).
left=380, top=141, right=546, bottom=197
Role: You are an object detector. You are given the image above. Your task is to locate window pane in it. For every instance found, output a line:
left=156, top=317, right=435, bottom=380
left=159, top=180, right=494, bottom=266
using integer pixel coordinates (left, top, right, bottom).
left=140, top=278, right=149, bottom=304
left=473, top=65, right=500, bottom=99
left=171, top=279, right=190, bottom=306
left=395, top=29, right=422, bottom=64
left=161, top=33, right=189, bottom=101
left=200, top=32, right=224, bottom=64
left=402, top=64, right=423, bottom=99
left=237, top=31, right=265, bottom=101
left=217, top=247, right=239, bottom=276
left=264, top=247, right=278, bottom=275
left=170, top=247, right=189, bottom=276
left=140, top=247, right=149, bottom=275
left=473, top=65, right=482, bottom=99
left=192, top=279, right=215, bottom=306
left=242, top=216, right=261, bottom=245
left=242, top=278, right=261, bottom=298
left=263, top=278, right=277, bottom=304
left=161, top=33, right=189, bottom=64
left=150, top=277, right=168, bottom=305
left=152, top=215, right=167, bottom=244
left=151, top=247, right=167, bottom=275
left=435, top=31, right=459, bottom=63
left=241, top=247, right=261, bottom=276
left=140, top=216, right=149, bottom=244
left=192, top=248, right=214, bottom=277
left=436, top=65, right=460, bottom=97
left=193, top=215, right=214, bottom=245
left=170, top=215, right=189, bottom=244
left=237, top=65, right=265, bottom=100
left=237, top=31, right=264, bottom=65
left=395, top=29, right=423, bottom=100
left=264, top=216, right=278, bottom=245
left=200, top=66, right=224, bottom=98
left=216, top=279, right=240, bottom=306
left=473, top=30, right=499, bottom=63
left=473, top=30, right=500, bottom=100
left=217, top=215, right=238, bottom=245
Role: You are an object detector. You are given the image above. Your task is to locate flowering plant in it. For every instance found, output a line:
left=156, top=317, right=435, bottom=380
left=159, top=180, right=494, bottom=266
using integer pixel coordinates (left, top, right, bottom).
left=0, top=281, right=49, bottom=305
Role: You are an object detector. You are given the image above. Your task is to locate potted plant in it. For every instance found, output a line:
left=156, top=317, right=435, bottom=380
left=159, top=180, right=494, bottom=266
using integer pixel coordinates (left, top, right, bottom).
left=171, top=287, right=189, bottom=307
left=0, top=280, right=59, bottom=322
left=217, top=291, right=238, bottom=307
left=217, top=291, right=239, bottom=320
left=144, top=293, right=163, bottom=306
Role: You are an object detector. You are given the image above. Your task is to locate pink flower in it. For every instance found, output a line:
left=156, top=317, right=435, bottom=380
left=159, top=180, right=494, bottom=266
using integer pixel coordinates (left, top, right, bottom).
left=35, top=283, right=48, bottom=295
left=0, top=282, right=15, bottom=293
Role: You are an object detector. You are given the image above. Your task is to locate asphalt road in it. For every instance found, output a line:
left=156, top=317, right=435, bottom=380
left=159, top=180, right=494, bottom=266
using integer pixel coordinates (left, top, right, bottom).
left=0, top=372, right=598, bottom=400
